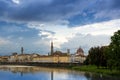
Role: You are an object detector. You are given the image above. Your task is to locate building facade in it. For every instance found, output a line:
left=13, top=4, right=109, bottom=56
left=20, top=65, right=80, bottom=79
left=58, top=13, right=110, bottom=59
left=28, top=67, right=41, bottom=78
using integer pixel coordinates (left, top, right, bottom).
left=0, top=42, right=86, bottom=63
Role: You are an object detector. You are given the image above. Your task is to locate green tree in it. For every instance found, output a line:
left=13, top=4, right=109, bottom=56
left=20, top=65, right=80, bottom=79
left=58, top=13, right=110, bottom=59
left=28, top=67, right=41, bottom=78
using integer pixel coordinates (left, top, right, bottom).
left=84, top=30, right=120, bottom=70
left=107, top=30, right=120, bottom=70
left=85, top=46, right=107, bottom=68
left=99, top=46, right=107, bottom=67
left=86, top=47, right=100, bottom=68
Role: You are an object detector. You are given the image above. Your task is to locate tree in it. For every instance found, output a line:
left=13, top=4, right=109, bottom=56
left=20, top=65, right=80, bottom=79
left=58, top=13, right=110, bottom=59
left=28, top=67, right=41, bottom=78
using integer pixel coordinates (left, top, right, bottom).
left=85, top=47, right=100, bottom=68
left=99, top=46, right=107, bottom=67
left=84, top=30, right=120, bottom=70
left=107, top=30, right=120, bottom=70
left=84, top=46, right=107, bottom=68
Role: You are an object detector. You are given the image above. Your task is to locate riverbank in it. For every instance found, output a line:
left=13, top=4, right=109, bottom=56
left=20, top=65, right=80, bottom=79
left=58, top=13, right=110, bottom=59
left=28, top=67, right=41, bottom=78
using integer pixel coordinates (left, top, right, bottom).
left=70, top=65, right=120, bottom=76
left=0, top=62, right=120, bottom=76
left=0, top=62, right=82, bottom=68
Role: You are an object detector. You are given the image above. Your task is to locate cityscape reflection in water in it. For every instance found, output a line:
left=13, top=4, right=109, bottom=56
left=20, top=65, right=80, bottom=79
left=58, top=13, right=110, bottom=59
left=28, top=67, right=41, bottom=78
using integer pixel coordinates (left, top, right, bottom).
left=0, top=65, right=119, bottom=80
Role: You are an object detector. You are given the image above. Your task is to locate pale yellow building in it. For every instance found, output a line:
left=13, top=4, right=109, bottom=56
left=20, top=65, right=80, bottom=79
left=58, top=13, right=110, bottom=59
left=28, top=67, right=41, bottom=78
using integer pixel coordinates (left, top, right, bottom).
left=0, top=56, right=9, bottom=62
left=8, top=53, right=39, bottom=62
left=32, top=55, right=70, bottom=63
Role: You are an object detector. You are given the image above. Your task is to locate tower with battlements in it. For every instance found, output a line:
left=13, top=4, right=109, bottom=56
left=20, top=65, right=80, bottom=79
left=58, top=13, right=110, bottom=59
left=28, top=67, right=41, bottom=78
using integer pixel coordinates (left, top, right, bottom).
left=21, top=47, right=24, bottom=54
left=51, top=41, right=54, bottom=55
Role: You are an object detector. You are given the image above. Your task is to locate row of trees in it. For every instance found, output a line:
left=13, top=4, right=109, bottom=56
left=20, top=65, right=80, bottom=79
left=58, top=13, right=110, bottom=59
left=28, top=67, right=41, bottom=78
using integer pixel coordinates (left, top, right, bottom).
left=84, top=30, right=120, bottom=70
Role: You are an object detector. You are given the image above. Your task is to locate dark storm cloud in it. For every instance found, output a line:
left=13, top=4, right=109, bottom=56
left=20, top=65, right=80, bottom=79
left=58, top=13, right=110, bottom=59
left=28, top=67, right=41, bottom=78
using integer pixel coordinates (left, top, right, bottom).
left=91, top=0, right=120, bottom=19
left=0, top=0, right=11, bottom=17
left=8, top=0, right=86, bottom=22
left=0, top=0, right=90, bottom=22
left=0, top=0, right=120, bottom=25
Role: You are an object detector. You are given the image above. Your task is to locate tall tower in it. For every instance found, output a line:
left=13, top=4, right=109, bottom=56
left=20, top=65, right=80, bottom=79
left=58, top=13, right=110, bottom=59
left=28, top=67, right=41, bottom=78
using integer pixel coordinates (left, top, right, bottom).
left=21, top=47, right=24, bottom=54
left=67, top=49, right=70, bottom=55
left=51, top=41, right=54, bottom=55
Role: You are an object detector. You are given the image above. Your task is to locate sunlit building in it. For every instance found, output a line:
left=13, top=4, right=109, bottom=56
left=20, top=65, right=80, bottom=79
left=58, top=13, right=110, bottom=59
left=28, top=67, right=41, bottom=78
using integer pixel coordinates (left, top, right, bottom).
left=71, top=47, right=86, bottom=63
left=0, top=42, right=86, bottom=63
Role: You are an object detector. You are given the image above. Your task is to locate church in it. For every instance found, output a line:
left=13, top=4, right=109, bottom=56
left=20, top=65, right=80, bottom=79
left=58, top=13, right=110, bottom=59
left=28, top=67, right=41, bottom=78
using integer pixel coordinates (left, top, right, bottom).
left=0, top=41, right=86, bottom=63
left=32, top=41, right=86, bottom=63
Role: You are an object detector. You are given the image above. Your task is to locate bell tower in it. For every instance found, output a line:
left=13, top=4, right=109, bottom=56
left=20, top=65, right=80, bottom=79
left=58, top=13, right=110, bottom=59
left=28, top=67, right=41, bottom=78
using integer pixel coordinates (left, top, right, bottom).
left=51, top=41, right=54, bottom=55
left=21, top=47, right=24, bottom=54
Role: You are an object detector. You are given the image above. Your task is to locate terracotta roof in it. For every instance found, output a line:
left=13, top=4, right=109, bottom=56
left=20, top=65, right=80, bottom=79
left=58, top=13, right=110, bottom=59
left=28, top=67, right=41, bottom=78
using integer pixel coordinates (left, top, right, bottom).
left=75, top=47, right=86, bottom=57
left=51, top=51, right=69, bottom=56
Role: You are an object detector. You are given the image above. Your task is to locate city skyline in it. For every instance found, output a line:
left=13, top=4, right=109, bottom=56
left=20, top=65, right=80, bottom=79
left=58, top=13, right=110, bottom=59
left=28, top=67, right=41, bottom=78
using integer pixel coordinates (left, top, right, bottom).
left=0, top=0, right=120, bottom=55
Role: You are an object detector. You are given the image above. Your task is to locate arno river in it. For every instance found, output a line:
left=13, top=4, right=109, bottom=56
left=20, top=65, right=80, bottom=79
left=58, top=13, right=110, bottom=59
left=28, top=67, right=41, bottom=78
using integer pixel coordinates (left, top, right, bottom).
left=0, top=65, right=119, bottom=80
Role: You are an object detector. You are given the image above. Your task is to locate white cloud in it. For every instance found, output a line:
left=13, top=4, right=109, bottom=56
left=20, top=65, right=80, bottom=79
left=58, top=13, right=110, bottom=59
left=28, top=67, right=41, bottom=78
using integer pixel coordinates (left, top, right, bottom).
left=28, top=23, right=73, bottom=48
left=61, top=34, right=111, bottom=54
left=38, top=31, right=53, bottom=39
left=27, top=19, right=120, bottom=53
left=74, top=19, right=120, bottom=36
left=0, top=37, right=11, bottom=45
left=12, top=0, right=20, bottom=4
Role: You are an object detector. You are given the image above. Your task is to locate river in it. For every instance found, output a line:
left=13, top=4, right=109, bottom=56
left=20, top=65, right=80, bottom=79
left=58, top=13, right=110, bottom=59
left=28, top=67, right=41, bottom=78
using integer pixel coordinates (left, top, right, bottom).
left=0, top=65, right=119, bottom=80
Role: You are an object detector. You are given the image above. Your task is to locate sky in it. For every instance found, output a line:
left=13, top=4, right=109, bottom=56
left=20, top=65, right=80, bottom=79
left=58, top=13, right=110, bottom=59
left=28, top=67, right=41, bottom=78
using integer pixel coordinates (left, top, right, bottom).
left=0, top=0, right=120, bottom=55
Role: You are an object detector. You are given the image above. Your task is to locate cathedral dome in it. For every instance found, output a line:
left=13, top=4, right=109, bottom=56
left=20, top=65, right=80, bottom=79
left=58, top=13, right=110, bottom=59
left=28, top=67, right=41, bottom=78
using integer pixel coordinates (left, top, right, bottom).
left=75, top=47, right=84, bottom=56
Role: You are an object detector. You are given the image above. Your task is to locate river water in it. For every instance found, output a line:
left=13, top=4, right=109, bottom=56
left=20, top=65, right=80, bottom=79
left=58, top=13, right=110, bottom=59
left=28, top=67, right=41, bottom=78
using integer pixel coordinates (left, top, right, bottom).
left=0, top=65, right=119, bottom=80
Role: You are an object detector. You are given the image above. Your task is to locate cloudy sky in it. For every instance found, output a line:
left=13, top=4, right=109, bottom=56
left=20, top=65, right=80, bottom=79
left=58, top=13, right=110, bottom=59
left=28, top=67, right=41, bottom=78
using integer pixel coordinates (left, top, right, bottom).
left=0, top=0, right=120, bottom=55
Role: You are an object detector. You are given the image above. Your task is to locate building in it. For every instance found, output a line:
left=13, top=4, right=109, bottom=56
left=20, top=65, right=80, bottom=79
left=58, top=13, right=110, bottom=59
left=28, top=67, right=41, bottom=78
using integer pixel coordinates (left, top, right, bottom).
left=71, top=47, right=86, bottom=63
left=32, top=55, right=70, bottom=63
left=9, top=53, right=18, bottom=62
left=0, top=43, right=86, bottom=63
left=17, top=54, right=32, bottom=62
left=0, top=56, right=9, bottom=62
left=21, top=47, right=24, bottom=54
left=9, top=53, right=40, bottom=62
left=51, top=41, right=54, bottom=55
left=75, top=47, right=84, bottom=56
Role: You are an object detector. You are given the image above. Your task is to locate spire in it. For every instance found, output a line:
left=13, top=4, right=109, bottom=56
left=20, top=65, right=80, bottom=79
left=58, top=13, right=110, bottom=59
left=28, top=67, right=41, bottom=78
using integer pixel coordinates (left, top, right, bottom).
left=51, top=41, right=54, bottom=55
left=21, top=47, right=24, bottom=54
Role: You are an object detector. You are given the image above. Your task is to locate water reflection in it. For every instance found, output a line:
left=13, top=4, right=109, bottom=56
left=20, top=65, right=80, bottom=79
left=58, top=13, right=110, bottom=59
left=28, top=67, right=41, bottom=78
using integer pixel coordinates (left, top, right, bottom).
left=0, top=65, right=119, bottom=80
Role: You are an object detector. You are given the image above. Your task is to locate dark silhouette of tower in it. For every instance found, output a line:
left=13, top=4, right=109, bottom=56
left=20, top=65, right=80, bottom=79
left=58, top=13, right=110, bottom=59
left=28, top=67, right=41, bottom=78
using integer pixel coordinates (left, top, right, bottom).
left=67, top=49, right=70, bottom=55
left=21, top=47, right=24, bottom=54
left=51, top=41, right=54, bottom=55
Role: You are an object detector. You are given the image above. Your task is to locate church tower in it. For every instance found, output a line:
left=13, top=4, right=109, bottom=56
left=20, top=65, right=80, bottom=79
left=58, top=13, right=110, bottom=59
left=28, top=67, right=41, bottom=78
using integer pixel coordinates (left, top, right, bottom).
left=67, top=49, right=70, bottom=55
left=21, top=47, right=24, bottom=54
left=51, top=41, right=54, bottom=55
